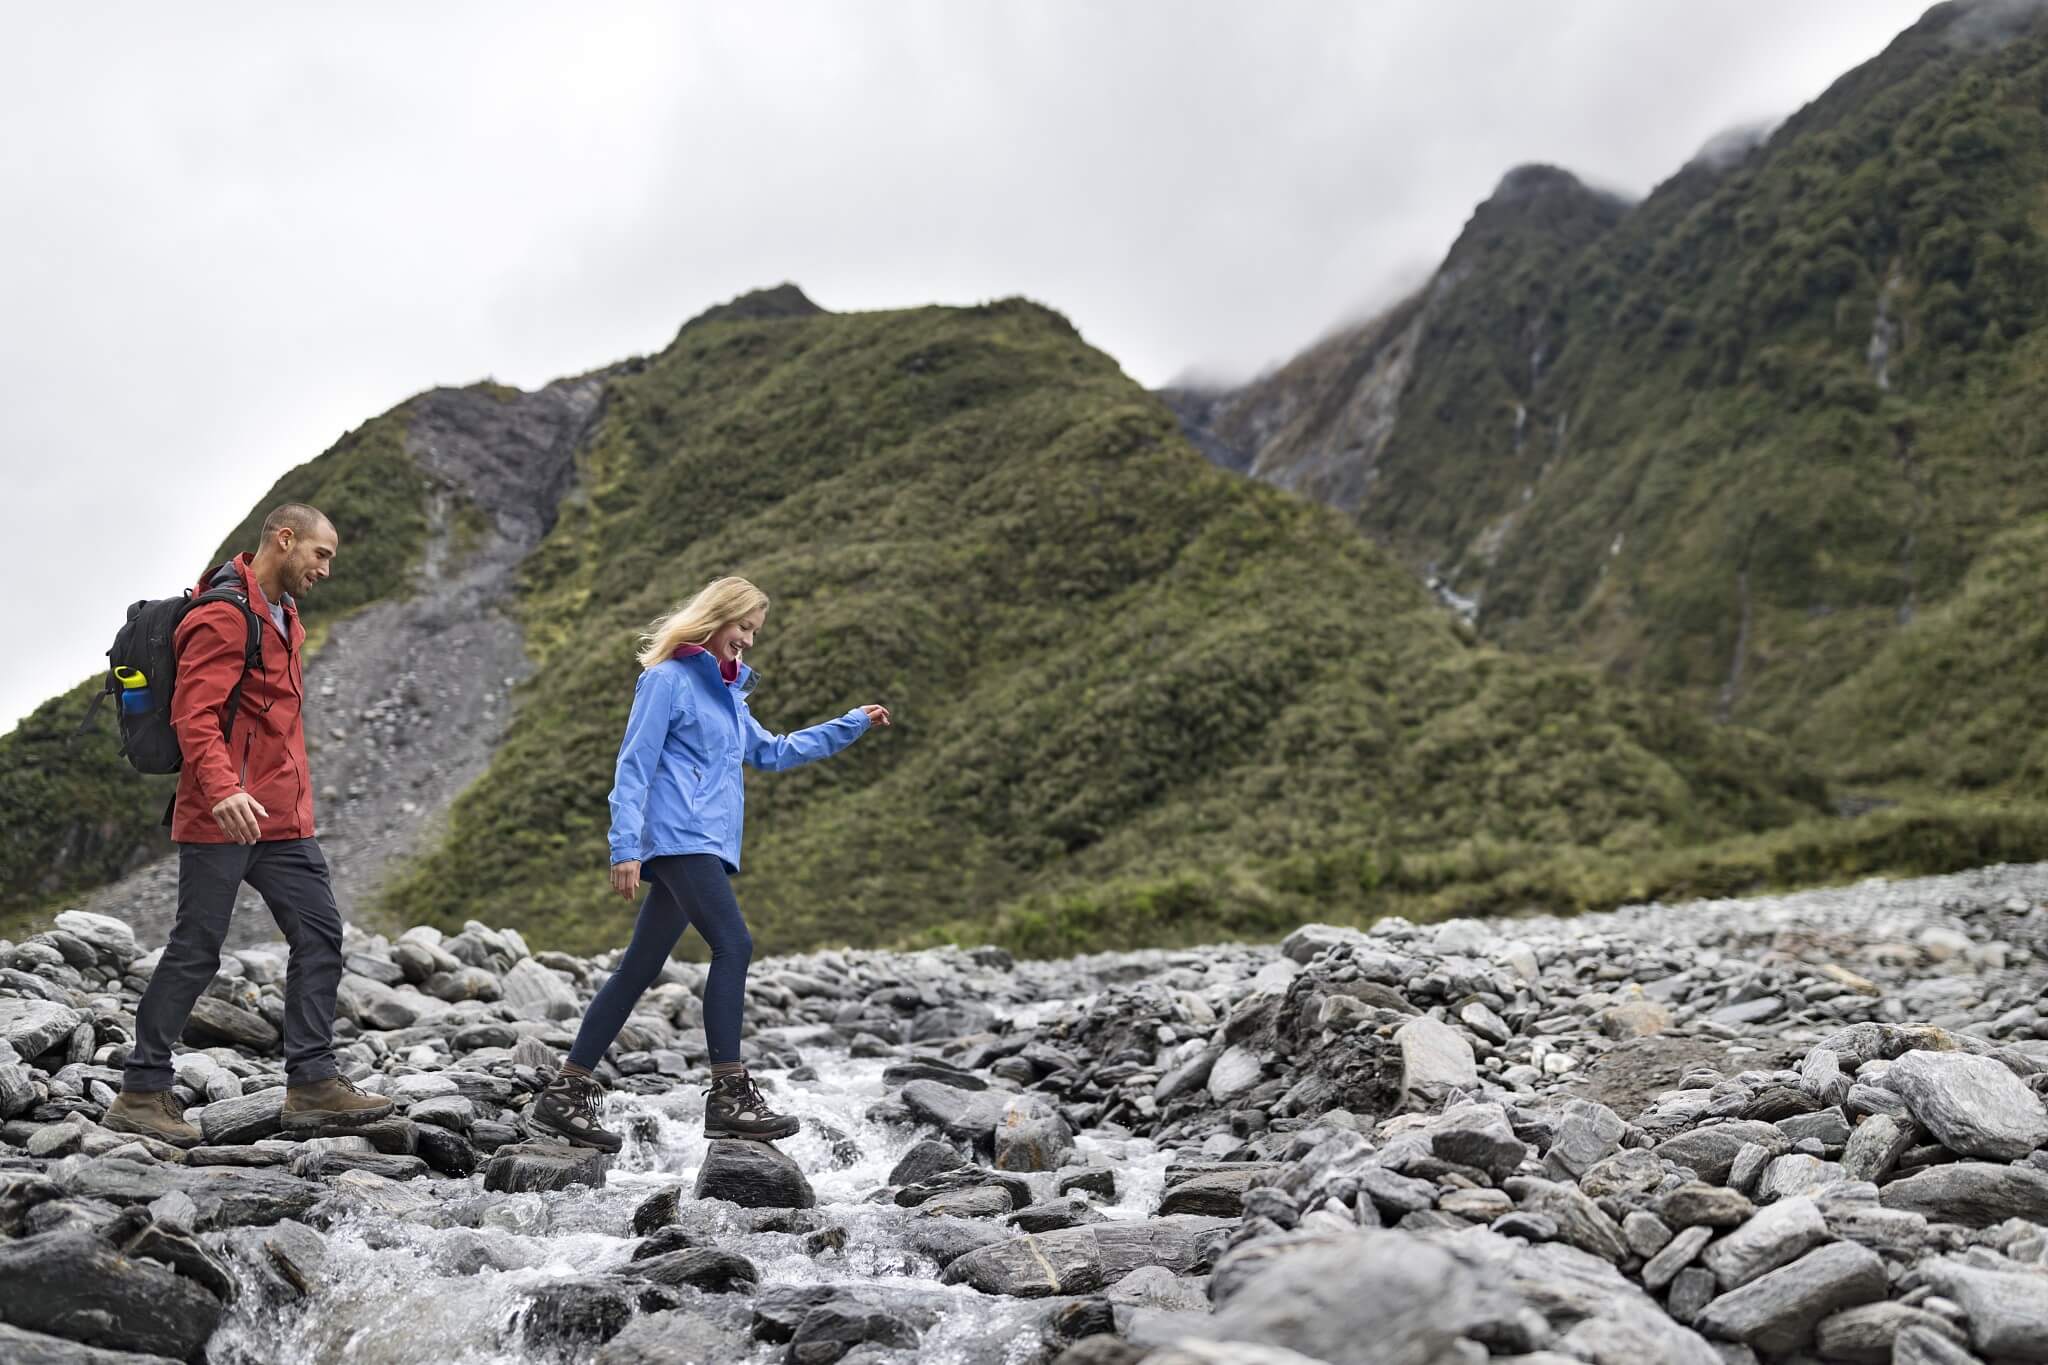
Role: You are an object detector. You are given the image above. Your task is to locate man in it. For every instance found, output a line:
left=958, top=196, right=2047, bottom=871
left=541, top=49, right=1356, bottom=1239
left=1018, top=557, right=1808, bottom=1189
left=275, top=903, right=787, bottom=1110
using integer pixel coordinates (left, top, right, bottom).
left=103, top=503, right=392, bottom=1144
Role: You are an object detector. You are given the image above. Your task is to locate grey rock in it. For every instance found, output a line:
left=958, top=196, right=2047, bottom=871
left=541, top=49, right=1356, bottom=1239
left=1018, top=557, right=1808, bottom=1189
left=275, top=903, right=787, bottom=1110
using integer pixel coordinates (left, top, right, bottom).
left=899, top=1079, right=1009, bottom=1144
left=1206, top=1045, right=1266, bottom=1102
left=1884, top=1049, right=2048, bottom=1160
left=181, top=996, right=280, bottom=1051
left=1691, top=1241, right=1887, bottom=1353
left=1839, top=1112, right=1915, bottom=1183
left=1158, top=1168, right=1268, bottom=1217
left=0, top=1227, right=221, bottom=1360
left=1812, top=1301, right=1967, bottom=1364
left=1666, top=1266, right=1719, bottom=1325
left=1155, top=1045, right=1221, bottom=1104
left=917, top=1185, right=1013, bottom=1219
left=1546, top=1099, right=1626, bottom=1180
left=1395, top=1015, right=1476, bottom=1107
left=1658, top=1183, right=1754, bottom=1229
left=694, top=1138, right=815, bottom=1209
left=1726, top=1142, right=1772, bottom=1196
left=0, top=1321, right=184, bottom=1363
left=0, top=1000, right=84, bottom=1062
left=1891, top=1322, right=1987, bottom=1365
left=1699, top=1195, right=1828, bottom=1289
left=1654, top=1122, right=1789, bottom=1184
left=1918, top=1259, right=2048, bottom=1359
left=1503, top=1177, right=1627, bottom=1263
left=198, top=1089, right=285, bottom=1146
left=886, top=1139, right=965, bottom=1187
left=1642, top=1224, right=1713, bottom=1291
left=940, top=1216, right=1230, bottom=1297
left=1431, top=1102, right=1527, bottom=1181
left=500, top=959, right=579, bottom=1020
left=1880, top=1161, right=2048, bottom=1227
left=482, top=1141, right=611, bottom=1194
left=51, top=912, right=138, bottom=965
left=993, top=1093, right=1074, bottom=1172
left=1754, top=1153, right=1843, bottom=1202
left=615, top=1246, right=759, bottom=1295
left=1621, top=1210, right=1674, bottom=1259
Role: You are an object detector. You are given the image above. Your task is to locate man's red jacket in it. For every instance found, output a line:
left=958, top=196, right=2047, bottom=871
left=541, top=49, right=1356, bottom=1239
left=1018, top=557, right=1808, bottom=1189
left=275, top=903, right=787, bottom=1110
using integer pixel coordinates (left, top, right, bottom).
left=170, top=554, right=316, bottom=843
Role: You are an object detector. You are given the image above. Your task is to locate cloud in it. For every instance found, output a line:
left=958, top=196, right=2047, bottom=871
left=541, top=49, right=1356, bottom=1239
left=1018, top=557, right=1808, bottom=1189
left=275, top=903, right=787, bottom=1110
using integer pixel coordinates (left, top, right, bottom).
left=0, top=0, right=1936, bottom=731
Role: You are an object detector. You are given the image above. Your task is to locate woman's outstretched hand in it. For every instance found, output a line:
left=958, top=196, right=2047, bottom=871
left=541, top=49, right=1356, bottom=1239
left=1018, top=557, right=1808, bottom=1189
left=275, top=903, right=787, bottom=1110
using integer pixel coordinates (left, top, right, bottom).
left=861, top=705, right=892, bottom=728
left=610, top=860, right=642, bottom=901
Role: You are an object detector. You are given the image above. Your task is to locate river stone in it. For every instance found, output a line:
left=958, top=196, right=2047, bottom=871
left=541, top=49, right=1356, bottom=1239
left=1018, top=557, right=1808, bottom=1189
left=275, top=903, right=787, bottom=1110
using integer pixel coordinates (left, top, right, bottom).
left=0, top=999, right=84, bottom=1062
left=181, top=996, right=281, bottom=1052
left=500, top=959, right=579, bottom=1020
left=1883, top=1049, right=2048, bottom=1159
left=694, top=1138, right=815, bottom=1209
left=0, top=1321, right=187, bottom=1364
left=1641, top=1224, right=1713, bottom=1290
left=52, top=911, right=138, bottom=965
left=887, top=1139, right=966, bottom=1187
left=1206, top=1045, right=1265, bottom=1102
left=415, top=1124, right=479, bottom=1177
left=0, top=1226, right=222, bottom=1360
left=1199, top=1230, right=1524, bottom=1365
left=1813, top=1301, right=1968, bottom=1364
left=1431, top=1102, right=1527, bottom=1181
left=198, top=1088, right=285, bottom=1146
left=1879, top=1161, right=2048, bottom=1226
left=881, top=1060, right=987, bottom=1091
left=1155, top=1045, right=1222, bottom=1104
left=1691, top=1240, right=1887, bottom=1353
left=1699, top=1195, right=1827, bottom=1289
left=1653, top=1121, right=1789, bottom=1184
left=616, top=1246, right=760, bottom=1295
left=1395, top=1015, right=1476, bottom=1107
left=483, top=1141, right=612, bottom=1194
left=787, top=1303, right=921, bottom=1363
left=1547, top=1099, right=1627, bottom=1179
left=899, top=1080, right=1009, bottom=1144
left=994, top=1094, right=1074, bottom=1172
left=56, top=1158, right=322, bottom=1228
left=1893, top=1321, right=1988, bottom=1365
left=1659, top=1183, right=1754, bottom=1230
left=520, top=1278, right=635, bottom=1350
left=1158, top=1168, right=1268, bottom=1217
left=590, top=1295, right=756, bottom=1365
left=1503, top=1177, right=1627, bottom=1263
left=940, top=1216, right=1231, bottom=1297
left=917, top=1185, right=1012, bottom=1219
left=1918, top=1259, right=2048, bottom=1358
left=1839, top=1112, right=1915, bottom=1183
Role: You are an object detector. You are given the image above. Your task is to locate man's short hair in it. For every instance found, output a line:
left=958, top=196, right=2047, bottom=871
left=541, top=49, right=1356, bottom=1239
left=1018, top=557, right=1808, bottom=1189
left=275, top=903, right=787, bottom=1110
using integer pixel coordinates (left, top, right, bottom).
left=261, top=504, right=332, bottom=544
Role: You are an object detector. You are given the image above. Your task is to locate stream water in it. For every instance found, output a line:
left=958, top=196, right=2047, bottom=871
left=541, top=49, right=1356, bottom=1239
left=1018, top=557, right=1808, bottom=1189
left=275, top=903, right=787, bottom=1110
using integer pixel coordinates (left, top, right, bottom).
left=205, top=1034, right=1172, bottom=1363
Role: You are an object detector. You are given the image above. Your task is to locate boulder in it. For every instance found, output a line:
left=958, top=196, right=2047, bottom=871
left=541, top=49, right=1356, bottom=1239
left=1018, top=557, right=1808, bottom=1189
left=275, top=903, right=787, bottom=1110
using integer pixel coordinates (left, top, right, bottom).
left=1691, top=1241, right=1888, bottom=1354
left=0, top=1227, right=221, bottom=1360
left=693, top=1139, right=815, bottom=1209
left=1883, top=1049, right=2048, bottom=1159
left=1394, top=1016, right=1475, bottom=1107
left=482, top=1142, right=611, bottom=1194
left=0, top=999, right=84, bottom=1062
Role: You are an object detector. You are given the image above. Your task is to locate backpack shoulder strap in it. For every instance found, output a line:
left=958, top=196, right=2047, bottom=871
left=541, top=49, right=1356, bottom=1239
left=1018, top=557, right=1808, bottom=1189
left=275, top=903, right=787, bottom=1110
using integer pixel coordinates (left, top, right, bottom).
left=189, top=586, right=265, bottom=742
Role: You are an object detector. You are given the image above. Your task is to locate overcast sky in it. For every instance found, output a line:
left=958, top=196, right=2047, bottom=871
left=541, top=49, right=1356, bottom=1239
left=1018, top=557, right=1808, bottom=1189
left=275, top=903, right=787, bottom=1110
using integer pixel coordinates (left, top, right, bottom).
left=2, top=1, right=1934, bottom=734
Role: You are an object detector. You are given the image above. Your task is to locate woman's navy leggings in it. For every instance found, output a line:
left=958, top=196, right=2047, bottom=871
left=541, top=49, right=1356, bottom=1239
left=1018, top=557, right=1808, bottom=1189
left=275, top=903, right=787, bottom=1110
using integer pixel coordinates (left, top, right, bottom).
left=567, top=853, right=752, bottom=1068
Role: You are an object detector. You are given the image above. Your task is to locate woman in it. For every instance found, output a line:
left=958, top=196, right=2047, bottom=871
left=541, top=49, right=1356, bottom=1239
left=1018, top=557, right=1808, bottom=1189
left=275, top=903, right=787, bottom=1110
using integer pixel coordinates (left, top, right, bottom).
left=529, top=576, right=889, bottom=1150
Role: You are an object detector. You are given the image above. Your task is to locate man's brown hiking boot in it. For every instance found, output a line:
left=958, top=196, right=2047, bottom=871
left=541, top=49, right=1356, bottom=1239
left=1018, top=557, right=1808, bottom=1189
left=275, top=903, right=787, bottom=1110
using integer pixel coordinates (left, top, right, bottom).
left=282, top=1075, right=395, bottom=1133
left=103, top=1090, right=201, bottom=1147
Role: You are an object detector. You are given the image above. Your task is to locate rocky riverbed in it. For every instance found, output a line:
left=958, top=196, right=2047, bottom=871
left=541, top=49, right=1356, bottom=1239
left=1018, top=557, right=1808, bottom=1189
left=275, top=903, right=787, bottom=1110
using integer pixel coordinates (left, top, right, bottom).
left=3, top=864, right=2048, bottom=1364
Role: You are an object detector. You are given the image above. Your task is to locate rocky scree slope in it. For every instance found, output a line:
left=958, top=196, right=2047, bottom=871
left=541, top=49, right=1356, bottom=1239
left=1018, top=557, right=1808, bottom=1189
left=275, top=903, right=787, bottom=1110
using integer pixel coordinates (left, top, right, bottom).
left=0, top=863, right=2045, bottom=1362
left=1168, top=0, right=2048, bottom=796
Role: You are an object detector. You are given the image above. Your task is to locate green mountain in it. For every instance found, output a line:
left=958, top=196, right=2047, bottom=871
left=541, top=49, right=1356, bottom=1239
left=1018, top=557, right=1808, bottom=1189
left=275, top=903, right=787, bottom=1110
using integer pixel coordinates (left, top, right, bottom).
left=5, top=291, right=1841, bottom=954
left=1170, top=0, right=2048, bottom=798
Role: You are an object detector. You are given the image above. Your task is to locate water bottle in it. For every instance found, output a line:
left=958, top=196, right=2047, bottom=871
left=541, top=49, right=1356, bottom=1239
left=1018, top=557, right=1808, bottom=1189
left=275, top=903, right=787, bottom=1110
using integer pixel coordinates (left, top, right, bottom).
left=115, top=666, right=152, bottom=715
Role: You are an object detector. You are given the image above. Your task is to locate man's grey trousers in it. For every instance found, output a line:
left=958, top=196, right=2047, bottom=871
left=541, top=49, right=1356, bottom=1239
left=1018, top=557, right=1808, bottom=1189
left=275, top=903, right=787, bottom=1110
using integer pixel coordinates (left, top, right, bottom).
left=122, top=837, right=345, bottom=1093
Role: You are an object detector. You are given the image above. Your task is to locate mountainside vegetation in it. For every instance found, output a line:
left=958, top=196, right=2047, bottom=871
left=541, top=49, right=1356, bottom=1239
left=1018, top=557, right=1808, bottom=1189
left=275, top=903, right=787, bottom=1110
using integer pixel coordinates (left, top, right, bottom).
left=378, top=296, right=1831, bottom=955
left=1173, top=1, right=2048, bottom=806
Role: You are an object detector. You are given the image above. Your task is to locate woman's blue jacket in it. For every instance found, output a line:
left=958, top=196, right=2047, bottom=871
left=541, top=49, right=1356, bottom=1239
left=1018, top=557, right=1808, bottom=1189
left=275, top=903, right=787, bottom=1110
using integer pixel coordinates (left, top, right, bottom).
left=606, top=652, right=870, bottom=871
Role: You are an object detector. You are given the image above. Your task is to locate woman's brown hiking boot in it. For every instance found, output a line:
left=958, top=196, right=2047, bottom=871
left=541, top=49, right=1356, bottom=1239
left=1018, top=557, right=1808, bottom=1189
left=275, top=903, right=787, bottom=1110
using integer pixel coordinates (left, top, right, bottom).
left=282, top=1075, right=396, bottom=1133
left=528, top=1071, right=623, bottom=1152
left=103, top=1089, right=201, bottom=1147
left=704, top=1070, right=800, bottom=1142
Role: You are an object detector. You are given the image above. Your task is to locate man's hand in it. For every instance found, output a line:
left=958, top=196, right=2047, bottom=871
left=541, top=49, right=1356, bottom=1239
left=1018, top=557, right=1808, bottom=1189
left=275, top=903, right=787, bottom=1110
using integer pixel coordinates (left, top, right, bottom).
left=211, top=792, right=268, bottom=844
left=861, top=705, right=892, bottom=728
left=610, top=860, right=642, bottom=901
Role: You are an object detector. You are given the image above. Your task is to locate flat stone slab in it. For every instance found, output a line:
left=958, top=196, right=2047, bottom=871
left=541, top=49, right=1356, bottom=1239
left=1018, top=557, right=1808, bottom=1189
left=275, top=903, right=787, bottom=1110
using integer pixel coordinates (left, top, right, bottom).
left=1693, top=1241, right=1888, bottom=1354
left=1879, top=1161, right=2048, bottom=1227
left=482, top=1141, right=612, bottom=1194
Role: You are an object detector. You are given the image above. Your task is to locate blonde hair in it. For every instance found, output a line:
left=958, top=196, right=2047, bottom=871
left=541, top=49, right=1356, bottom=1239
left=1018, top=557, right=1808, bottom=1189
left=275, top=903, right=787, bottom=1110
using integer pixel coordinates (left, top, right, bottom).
left=636, top=576, right=770, bottom=668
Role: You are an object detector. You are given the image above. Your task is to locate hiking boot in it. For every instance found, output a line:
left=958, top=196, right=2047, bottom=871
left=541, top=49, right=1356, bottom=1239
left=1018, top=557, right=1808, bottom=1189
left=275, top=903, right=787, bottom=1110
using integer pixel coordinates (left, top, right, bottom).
left=528, top=1071, right=623, bottom=1152
left=704, top=1070, right=800, bottom=1142
left=282, top=1075, right=396, bottom=1133
left=103, top=1089, right=201, bottom=1147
